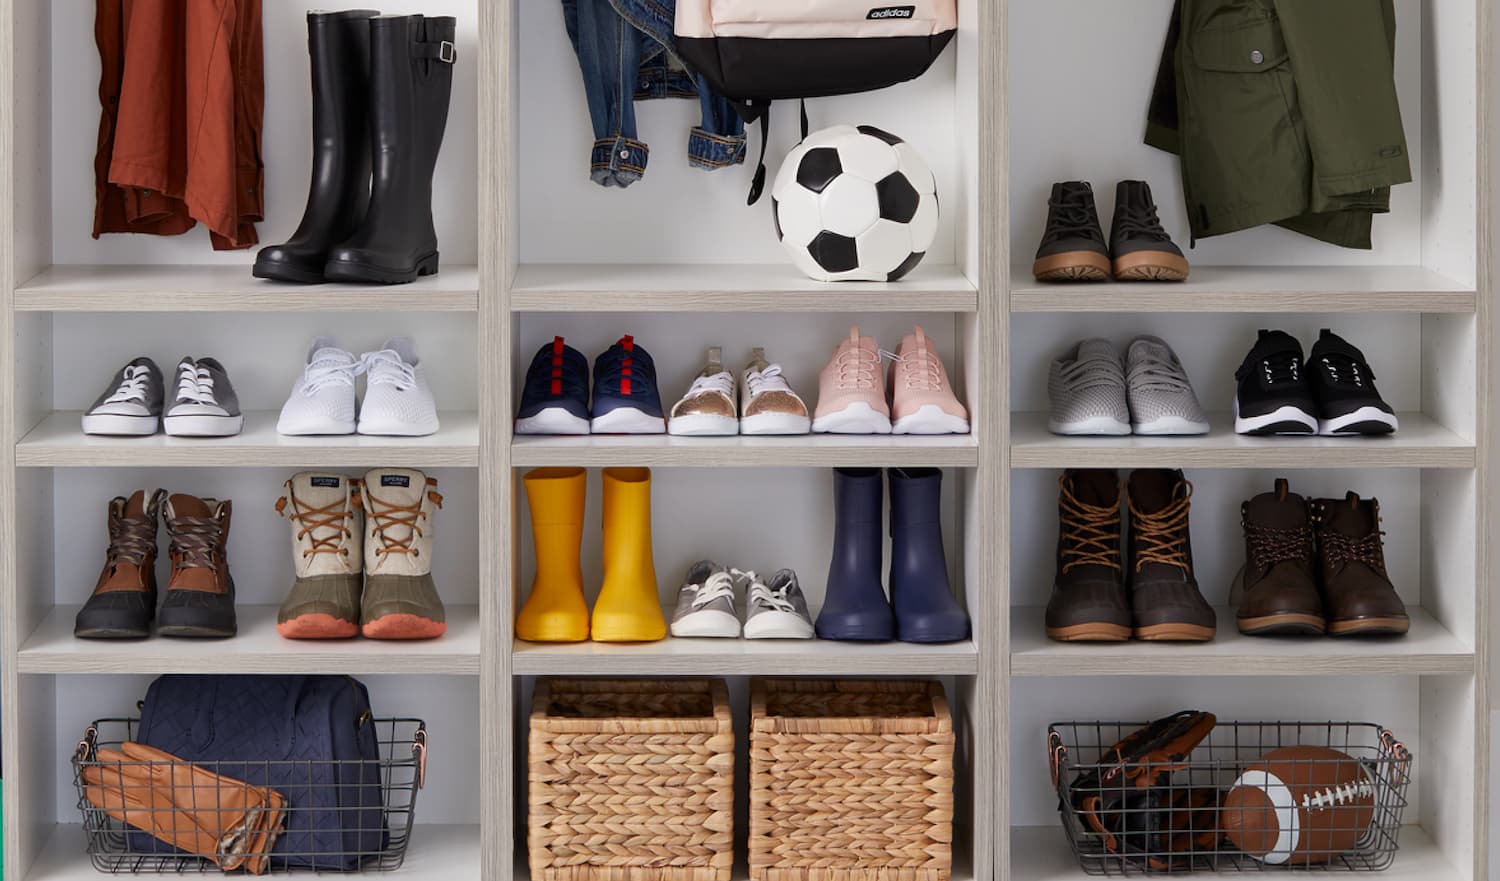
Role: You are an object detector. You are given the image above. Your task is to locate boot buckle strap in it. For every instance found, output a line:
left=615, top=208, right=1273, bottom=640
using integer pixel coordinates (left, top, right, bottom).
left=415, top=39, right=456, bottom=63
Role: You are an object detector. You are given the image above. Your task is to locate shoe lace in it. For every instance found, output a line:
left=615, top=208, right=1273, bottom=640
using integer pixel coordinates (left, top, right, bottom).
left=745, top=570, right=799, bottom=614
left=361, top=349, right=417, bottom=392
left=1058, top=476, right=1121, bottom=574
left=106, top=514, right=157, bottom=570
left=1128, top=484, right=1193, bottom=573
left=168, top=515, right=225, bottom=571
left=365, top=487, right=441, bottom=562
left=528, top=337, right=587, bottom=400
left=1245, top=521, right=1315, bottom=573
left=1126, top=350, right=1190, bottom=393
left=1319, top=528, right=1387, bottom=574
left=1041, top=190, right=1105, bottom=245
left=301, top=351, right=360, bottom=394
left=1237, top=350, right=1301, bottom=388
left=277, top=489, right=356, bottom=560
left=685, top=370, right=735, bottom=400
left=597, top=336, right=655, bottom=396
left=175, top=361, right=218, bottom=405
left=104, top=365, right=153, bottom=405
left=1060, top=354, right=1125, bottom=392
left=835, top=346, right=892, bottom=390
left=1114, top=201, right=1172, bottom=242
left=690, top=569, right=737, bottom=609
left=1317, top=353, right=1373, bottom=389
left=745, top=363, right=792, bottom=398
left=896, top=329, right=945, bottom=391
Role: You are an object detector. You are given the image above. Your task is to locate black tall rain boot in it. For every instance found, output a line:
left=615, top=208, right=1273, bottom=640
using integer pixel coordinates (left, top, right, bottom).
left=253, top=10, right=379, bottom=284
left=324, top=14, right=457, bottom=285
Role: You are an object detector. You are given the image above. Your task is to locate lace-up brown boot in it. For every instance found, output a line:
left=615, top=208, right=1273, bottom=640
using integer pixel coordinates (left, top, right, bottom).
left=1234, top=479, right=1324, bottom=635
left=1045, top=469, right=1130, bottom=641
left=1127, top=469, right=1215, bottom=641
left=75, top=489, right=167, bottom=639
left=276, top=473, right=363, bottom=639
left=361, top=468, right=446, bottom=640
left=157, top=494, right=237, bottom=638
left=1313, top=492, right=1409, bottom=636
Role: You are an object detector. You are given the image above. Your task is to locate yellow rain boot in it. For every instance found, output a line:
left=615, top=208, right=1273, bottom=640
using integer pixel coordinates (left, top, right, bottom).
left=591, top=467, right=666, bottom=642
left=516, top=468, right=590, bottom=642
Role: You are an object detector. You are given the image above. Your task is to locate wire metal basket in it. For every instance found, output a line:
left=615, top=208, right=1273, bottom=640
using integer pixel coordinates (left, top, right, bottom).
left=1048, top=720, right=1411, bottom=875
left=72, top=717, right=427, bottom=874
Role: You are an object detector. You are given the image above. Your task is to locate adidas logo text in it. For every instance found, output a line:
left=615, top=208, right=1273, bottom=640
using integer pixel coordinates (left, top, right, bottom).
left=868, top=6, right=916, bottom=19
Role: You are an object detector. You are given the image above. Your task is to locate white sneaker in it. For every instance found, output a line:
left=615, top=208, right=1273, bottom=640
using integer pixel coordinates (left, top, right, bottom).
left=277, top=337, right=359, bottom=436
left=358, top=337, right=440, bottom=437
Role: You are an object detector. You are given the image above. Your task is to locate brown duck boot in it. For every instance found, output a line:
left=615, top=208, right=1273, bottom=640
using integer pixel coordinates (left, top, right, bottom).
left=361, top=468, right=446, bottom=640
left=276, top=473, right=364, bottom=639
left=1127, top=469, right=1215, bottom=641
left=1313, top=492, right=1409, bottom=636
left=1045, top=469, right=1131, bottom=641
left=75, top=489, right=167, bottom=639
left=157, top=494, right=237, bottom=639
left=1234, top=479, right=1324, bottom=635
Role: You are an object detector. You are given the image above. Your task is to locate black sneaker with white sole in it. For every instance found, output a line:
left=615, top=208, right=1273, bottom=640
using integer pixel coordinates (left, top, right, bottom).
left=1233, top=330, right=1317, bottom=435
left=83, top=357, right=165, bottom=436
left=164, top=357, right=244, bottom=437
left=1307, top=329, right=1398, bottom=436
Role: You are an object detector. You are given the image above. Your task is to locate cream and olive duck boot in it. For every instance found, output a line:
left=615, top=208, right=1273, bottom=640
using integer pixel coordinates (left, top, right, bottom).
left=360, top=468, right=446, bottom=639
left=276, top=472, right=364, bottom=639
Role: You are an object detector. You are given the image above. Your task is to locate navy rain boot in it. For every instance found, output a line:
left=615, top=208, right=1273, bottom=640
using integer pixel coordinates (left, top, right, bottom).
left=889, top=468, right=971, bottom=643
left=816, top=468, right=895, bottom=641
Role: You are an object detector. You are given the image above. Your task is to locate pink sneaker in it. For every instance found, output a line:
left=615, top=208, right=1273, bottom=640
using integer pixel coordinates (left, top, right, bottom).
left=891, top=326, right=970, bottom=435
left=812, top=326, right=892, bottom=434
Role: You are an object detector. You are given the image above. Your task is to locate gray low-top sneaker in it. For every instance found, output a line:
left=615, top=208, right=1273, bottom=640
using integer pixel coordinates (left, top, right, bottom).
left=1125, top=336, right=1210, bottom=435
left=1048, top=339, right=1130, bottom=436
left=164, top=357, right=244, bottom=437
left=669, top=560, right=741, bottom=638
left=743, top=569, right=814, bottom=639
left=83, top=357, right=165, bottom=436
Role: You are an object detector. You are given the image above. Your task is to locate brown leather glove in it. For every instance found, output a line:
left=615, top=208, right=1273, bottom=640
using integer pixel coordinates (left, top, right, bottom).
left=82, top=742, right=287, bottom=874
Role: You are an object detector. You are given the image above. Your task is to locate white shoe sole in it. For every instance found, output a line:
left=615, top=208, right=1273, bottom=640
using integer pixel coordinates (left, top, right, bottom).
left=1048, top=414, right=1131, bottom=436
left=670, top=609, right=742, bottom=638
left=812, top=402, right=892, bottom=435
left=893, top=404, right=970, bottom=435
left=515, top=408, right=590, bottom=436
left=668, top=413, right=739, bottom=436
left=1132, top=415, right=1211, bottom=436
left=163, top=414, right=243, bottom=437
left=277, top=416, right=355, bottom=436
left=743, top=611, right=815, bottom=640
left=591, top=408, right=666, bottom=434
left=1233, top=399, right=1316, bottom=435
left=741, top=411, right=811, bottom=436
left=1319, top=407, right=1399, bottom=436
left=358, top=417, right=440, bottom=437
left=81, top=413, right=159, bottom=436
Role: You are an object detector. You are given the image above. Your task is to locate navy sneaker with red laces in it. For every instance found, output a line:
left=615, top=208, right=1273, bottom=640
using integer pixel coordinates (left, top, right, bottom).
left=516, top=337, right=591, bottom=435
left=591, top=335, right=666, bottom=434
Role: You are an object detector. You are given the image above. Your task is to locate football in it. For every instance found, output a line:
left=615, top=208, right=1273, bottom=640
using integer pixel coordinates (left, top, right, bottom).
left=1221, top=745, right=1377, bottom=865
left=772, top=124, right=939, bottom=282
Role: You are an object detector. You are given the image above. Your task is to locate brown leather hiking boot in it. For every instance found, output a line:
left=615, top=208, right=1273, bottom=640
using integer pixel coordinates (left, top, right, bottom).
left=1313, top=492, right=1409, bottom=636
left=1127, top=469, right=1215, bottom=641
left=1234, top=479, right=1324, bottom=635
left=157, top=494, right=237, bottom=638
left=1046, top=469, right=1130, bottom=641
left=75, top=489, right=167, bottom=639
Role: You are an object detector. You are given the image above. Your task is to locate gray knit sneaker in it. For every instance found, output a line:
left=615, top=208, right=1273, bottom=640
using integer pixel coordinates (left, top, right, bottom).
left=743, top=569, right=814, bottom=639
left=670, top=560, right=741, bottom=638
left=1125, top=336, right=1209, bottom=436
left=1048, top=339, right=1130, bottom=436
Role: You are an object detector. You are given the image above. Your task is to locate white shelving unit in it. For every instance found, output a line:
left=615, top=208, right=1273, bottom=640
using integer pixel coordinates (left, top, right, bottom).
left=0, top=3, right=1492, bottom=881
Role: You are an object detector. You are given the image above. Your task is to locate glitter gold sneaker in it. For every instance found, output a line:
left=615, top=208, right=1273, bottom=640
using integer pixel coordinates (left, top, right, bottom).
left=668, top=347, right=738, bottom=436
left=741, top=348, right=810, bottom=435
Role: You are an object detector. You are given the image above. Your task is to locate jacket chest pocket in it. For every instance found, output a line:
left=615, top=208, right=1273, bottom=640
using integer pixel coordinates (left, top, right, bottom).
left=1189, top=18, right=1289, bottom=73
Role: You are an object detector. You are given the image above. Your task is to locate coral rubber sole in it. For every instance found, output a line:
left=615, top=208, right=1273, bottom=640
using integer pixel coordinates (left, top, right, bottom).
left=362, top=614, right=447, bottom=640
left=277, top=613, right=360, bottom=640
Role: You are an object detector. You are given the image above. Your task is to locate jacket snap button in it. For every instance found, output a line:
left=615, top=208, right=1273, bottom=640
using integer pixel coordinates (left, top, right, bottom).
left=620, top=150, right=629, bottom=158
left=1250, top=49, right=1265, bottom=64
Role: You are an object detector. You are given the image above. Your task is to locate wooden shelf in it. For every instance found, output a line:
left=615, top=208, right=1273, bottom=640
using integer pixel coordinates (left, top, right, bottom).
left=18, top=605, right=481, bottom=675
left=510, top=263, right=978, bottom=313
left=1008, top=825, right=1460, bottom=881
left=1009, top=265, right=1476, bottom=313
left=513, top=433, right=979, bottom=468
left=512, top=637, right=979, bottom=676
left=15, top=264, right=480, bottom=312
left=1010, top=606, right=1473, bottom=677
left=1009, top=412, right=1475, bottom=469
left=17, top=411, right=480, bottom=468
left=24, top=823, right=481, bottom=881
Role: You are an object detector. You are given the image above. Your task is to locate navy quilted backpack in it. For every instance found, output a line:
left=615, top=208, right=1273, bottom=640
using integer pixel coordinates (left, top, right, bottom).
left=133, top=674, right=386, bottom=870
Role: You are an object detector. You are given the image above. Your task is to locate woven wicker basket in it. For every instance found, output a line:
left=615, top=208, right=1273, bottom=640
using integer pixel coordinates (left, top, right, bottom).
left=749, top=679, right=954, bottom=881
left=529, top=678, right=734, bottom=881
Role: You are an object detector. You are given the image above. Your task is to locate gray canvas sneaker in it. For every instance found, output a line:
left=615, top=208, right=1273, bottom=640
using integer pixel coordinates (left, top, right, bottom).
left=1048, top=339, right=1130, bottom=436
left=1125, top=336, right=1210, bottom=435
left=743, top=569, right=814, bottom=639
left=83, top=357, right=165, bottom=436
left=164, top=357, right=244, bottom=437
left=669, top=560, right=741, bottom=638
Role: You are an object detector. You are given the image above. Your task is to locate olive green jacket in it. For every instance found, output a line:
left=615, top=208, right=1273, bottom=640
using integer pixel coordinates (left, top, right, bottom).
left=1146, top=0, right=1411, bottom=249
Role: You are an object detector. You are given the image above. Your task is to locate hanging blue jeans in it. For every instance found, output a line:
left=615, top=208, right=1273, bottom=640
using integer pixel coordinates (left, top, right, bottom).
left=562, top=0, right=747, bottom=187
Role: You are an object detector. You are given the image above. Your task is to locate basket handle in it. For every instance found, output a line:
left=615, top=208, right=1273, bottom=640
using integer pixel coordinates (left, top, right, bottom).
left=1380, top=727, right=1412, bottom=784
left=1048, top=730, right=1066, bottom=793
left=74, top=724, right=98, bottom=763
left=413, top=723, right=428, bottom=790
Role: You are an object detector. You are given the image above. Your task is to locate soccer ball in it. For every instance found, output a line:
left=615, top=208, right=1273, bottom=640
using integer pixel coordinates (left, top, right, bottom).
left=773, top=125, right=939, bottom=282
